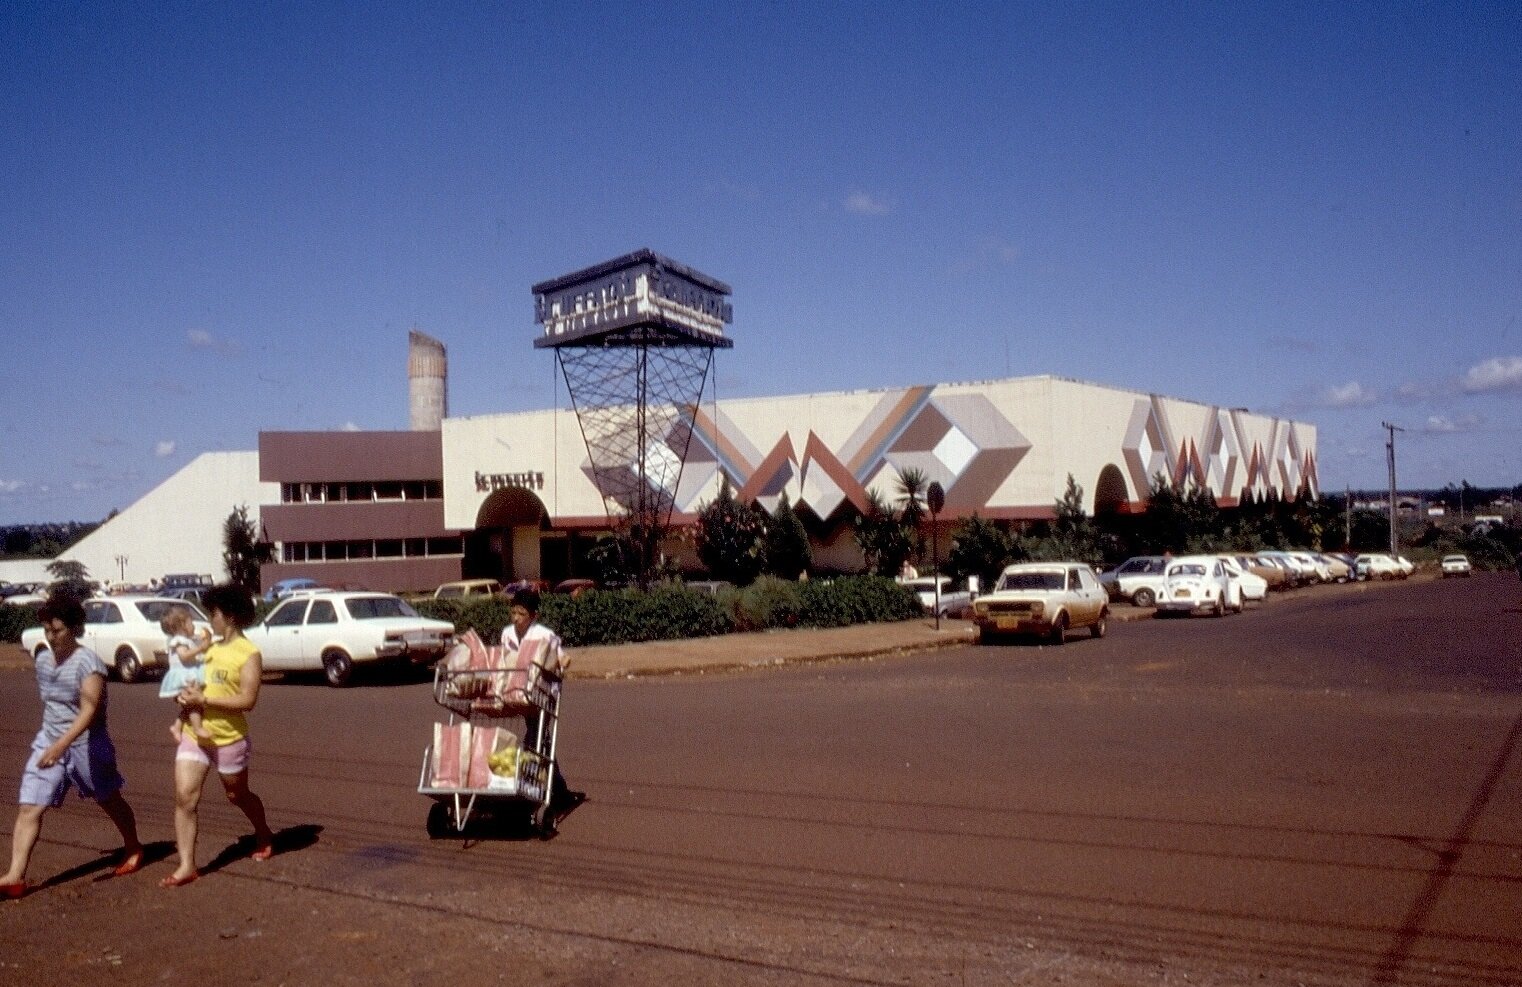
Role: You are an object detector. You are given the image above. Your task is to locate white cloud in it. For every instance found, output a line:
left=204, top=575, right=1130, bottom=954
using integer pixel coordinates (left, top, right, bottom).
left=843, top=190, right=889, bottom=215
left=155, top=440, right=176, bottom=457
left=1459, top=356, right=1522, bottom=394
left=186, top=328, right=242, bottom=356
left=340, top=421, right=362, bottom=432
left=1318, top=382, right=1377, bottom=408
left=0, top=479, right=21, bottom=494
left=1422, top=414, right=1483, bottom=434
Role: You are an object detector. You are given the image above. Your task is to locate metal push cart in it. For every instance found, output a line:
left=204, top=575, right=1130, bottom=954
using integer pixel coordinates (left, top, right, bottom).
left=418, top=655, right=563, bottom=837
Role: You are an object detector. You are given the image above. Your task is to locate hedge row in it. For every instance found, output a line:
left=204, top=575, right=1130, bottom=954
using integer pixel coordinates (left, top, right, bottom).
left=0, top=575, right=923, bottom=648
left=412, top=574, right=922, bottom=648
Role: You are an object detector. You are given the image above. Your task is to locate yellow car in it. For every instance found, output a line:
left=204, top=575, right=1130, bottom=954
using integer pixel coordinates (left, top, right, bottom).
left=971, top=562, right=1109, bottom=645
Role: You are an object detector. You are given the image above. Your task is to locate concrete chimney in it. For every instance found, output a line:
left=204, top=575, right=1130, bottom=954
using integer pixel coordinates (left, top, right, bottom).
left=408, top=330, right=447, bottom=431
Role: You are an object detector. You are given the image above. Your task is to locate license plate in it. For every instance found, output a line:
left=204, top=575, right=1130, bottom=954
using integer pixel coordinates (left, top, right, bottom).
left=1175, top=589, right=1191, bottom=598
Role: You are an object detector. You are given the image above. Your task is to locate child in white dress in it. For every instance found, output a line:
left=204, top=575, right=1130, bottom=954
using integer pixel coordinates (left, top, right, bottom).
left=158, top=606, right=212, bottom=741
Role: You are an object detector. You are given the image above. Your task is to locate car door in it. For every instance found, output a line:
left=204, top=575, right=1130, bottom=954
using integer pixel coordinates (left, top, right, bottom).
left=1074, top=566, right=1105, bottom=624
left=81, top=599, right=122, bottom=662
left=302, top=598, right=339, bottom=663
left=255, top=598, right=310, bottom=670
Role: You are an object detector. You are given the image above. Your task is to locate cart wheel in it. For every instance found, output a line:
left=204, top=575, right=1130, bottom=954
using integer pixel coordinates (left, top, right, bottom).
left=426, top=801, right=454, bottom=839
left=533, top=803, right=556, bottom=838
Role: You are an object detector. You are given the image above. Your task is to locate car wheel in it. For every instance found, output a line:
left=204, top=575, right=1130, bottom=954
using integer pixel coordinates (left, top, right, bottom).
left=1212, top=597, right=1224, bottom=618
left=1048, top=614, right=1067, bottom=646
left=114, top=647, right=143, bottom=684
left=1132, top=588, right=1155, bottom=608
left=1090, top=611, right=1107, bottom=639
left=322, top=649, right=354, bottom=688
left=426, top=801, right=454, bottom=839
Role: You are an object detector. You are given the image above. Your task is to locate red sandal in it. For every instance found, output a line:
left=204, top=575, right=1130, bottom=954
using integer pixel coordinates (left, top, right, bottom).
left=159, top=871, right=199, bottom=888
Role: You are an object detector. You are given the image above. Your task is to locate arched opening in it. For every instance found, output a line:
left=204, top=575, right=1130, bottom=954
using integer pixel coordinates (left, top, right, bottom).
left=1094, top=463, right=1131, bottom=515
left=465, top=488, right=550, bottom=583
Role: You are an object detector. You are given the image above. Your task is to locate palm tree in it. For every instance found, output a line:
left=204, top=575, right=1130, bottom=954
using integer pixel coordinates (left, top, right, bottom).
left=896, top=466, right=928, bottom=560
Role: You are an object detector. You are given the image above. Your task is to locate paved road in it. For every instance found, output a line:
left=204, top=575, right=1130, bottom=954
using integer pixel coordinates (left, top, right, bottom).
left=1, top=575, right=1519, bottom=985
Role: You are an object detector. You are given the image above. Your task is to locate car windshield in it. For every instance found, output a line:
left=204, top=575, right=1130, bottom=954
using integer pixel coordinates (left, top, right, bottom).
left=1168, top=564, right=1207, bottom=577
left=998, top=571, right=1064, bottom=591
left=345, top=596, right=420, bottom=620
left=137, top=600, right=208, bottom=622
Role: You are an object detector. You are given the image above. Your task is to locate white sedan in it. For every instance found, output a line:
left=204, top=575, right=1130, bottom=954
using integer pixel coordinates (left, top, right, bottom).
left=20, top=595, right=211, bottom=683
left=898, top=576, right=973, bottom=617
left=246, top=590, right=455, bottom=687
left=1440, top=554, right=1472, bottom=577
left=1216, top=556, right=1268, bottom=604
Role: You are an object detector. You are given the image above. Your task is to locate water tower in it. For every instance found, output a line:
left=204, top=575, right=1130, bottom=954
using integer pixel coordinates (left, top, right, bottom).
left=533, top=249, right=733, bottom=581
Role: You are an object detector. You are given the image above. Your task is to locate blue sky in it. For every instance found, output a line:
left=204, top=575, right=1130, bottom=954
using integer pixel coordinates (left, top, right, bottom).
left=2, top=1, right=1519, bottom=524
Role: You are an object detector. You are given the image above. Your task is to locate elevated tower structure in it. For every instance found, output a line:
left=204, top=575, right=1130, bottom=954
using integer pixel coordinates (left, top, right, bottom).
left=533, top=249, right=733, bottom=581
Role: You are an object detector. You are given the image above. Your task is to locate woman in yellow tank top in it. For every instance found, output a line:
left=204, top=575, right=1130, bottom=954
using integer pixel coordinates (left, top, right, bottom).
left=162, top=584, right=275, bottom=887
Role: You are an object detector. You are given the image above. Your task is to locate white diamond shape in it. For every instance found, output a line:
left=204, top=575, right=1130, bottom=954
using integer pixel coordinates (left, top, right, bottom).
left=933, top=425, right=978, bottom=478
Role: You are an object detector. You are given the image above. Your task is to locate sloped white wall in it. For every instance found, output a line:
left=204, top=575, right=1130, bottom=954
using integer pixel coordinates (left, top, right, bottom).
left=7, top=452, right=274, bottom=588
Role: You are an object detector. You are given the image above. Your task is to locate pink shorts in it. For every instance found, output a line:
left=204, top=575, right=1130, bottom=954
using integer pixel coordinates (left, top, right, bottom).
left=176, top=733, right=251, bottom=775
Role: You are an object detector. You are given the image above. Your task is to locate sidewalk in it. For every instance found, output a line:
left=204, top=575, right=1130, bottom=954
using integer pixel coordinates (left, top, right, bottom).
left=569, top=604, right=1153, bottom=679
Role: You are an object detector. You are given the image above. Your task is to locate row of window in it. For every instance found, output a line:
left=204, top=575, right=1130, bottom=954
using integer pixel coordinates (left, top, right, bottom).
left=280, top=537, right=464, bottom=563
left=280, top=481, right=443, bottom=504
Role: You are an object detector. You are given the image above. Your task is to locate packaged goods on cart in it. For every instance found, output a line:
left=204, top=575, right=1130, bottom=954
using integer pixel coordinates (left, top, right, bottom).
left=430, top=722, right=472, bottom=788
left=468, top=726, right=517, bottom=789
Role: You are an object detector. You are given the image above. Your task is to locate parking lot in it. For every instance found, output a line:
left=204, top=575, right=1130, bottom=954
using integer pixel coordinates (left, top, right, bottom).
left=0, top=573, right=1519, bottom=985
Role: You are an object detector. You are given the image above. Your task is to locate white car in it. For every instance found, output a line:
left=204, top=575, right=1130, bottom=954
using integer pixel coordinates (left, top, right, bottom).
left=1098, top=556, right=1169, bottom=607
left=1440, top=554, right=1471, bottom=577
left=20, top=595, right=211, bottom=683
left=1216, top=555, right=1268, bottom=604
left=897, top=575, right=973, bottom=617
left=1155, top=556, right=1243, bottom=616
left=1354, top=553, right=1406, bottom=581
left=970, top=562, right=1109, bottom=645
left=246, top=591, right=456, bottom=687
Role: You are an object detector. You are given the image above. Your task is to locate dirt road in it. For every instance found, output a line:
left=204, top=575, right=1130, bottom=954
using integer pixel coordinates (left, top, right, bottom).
left=1, top=576, right=1519, bottom=985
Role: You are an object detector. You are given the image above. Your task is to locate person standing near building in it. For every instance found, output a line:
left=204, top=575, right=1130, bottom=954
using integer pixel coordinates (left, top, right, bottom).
left=1, top=593, right=144, bottom=899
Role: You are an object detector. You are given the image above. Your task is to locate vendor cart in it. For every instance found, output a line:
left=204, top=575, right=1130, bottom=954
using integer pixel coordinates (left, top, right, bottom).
left=418, top=634, right=563, bottom=837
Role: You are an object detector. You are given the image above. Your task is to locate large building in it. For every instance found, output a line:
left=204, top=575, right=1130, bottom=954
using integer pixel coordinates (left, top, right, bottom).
left=249, top=373, right=1318, bottom=590
left=3, top=372, right=1317, bottom=593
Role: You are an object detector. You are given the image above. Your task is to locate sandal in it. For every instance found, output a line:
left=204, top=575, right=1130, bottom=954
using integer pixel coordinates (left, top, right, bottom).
left=112, top=849, right=145, bottom=877
left=251, top=842, right=274, bottom=862
left=0, top=881, right=26, bottom=900
left=159, top=871, right=199, bottom=888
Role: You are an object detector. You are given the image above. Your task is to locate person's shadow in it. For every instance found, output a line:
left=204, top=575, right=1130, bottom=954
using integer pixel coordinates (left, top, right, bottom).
left=201, top=824, right=324, bottom=875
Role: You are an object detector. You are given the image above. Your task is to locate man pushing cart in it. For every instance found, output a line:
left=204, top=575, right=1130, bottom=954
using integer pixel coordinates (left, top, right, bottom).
left=419, top=588, right=583, bottom=837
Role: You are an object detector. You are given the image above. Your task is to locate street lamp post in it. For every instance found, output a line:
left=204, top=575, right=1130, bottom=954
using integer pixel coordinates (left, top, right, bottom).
left=114, top=554, right=128, bottom=584
left=926, top=482, right=945, bottom=630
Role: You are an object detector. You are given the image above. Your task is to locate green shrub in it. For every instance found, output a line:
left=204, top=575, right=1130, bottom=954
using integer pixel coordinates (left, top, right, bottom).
left=735, top=575, right=801, bottom=631
left=797, top=574, right=921, bottom=627
left=0, top=602, right=39, bottom=644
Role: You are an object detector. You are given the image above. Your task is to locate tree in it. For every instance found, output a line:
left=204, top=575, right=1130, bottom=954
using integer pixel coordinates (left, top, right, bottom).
left=223, top=505, right=272, bottom=593
left=694, top=475, right=768, bottom=586
left=944, top=514, right=1017, bottom=591
left=762, top=492, right=812, bottom=579
left=895, top=466, right=928, bottom=560
left=854, top=488, right=913, bottom=577
left=45, top=558, right=92, bottom=600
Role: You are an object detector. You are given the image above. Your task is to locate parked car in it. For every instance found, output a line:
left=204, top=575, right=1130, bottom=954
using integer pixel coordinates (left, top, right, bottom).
left=552, top=578, right=598, bottom=597
left=1258, top=551, right=1315, bottom=587
left=898, top=575, right=973, bottom=617
left=1216, top=555, right=1268, bottom=604
left=1440, top=554, right=1472, bottom=577
left=1354, top=553, right=1405, bottom=581
left=970, top=562, right=1108, bottom=645
left=683, top=579, right=734, bottom=596
left=1098, top=556, right=1169, bottom=607
left=432, top=579, right=503, bottom=599
left=160, top=586, right=208, bottom=606
left=1394, top=555, right=1416, bottom=577
left=1312, top=553, right=1352, bottom=583
left=1155, top=556, right=1243, bottom=617
left=20, top=595, right=212, bottom=683
left=245, top=590, right=456, bottom=687
left=264, top=577, right=324, bottom=602
left=1231, top=555, right=1289, bottom=591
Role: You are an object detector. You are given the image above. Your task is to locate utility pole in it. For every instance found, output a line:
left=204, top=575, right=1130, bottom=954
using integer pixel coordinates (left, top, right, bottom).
left=1344, top=485, right=1351, bottom=550
left=1381, top=422, right=1404, bottom=555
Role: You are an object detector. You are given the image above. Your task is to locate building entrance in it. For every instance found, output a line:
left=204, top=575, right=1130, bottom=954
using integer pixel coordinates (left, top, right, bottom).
left=468, top=487, right=549, bottom=583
